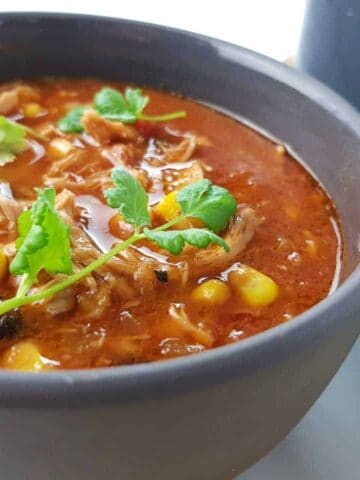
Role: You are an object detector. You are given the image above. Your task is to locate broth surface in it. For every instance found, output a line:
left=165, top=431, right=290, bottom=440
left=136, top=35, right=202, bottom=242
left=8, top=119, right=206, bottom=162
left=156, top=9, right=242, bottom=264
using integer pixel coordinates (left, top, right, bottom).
left=0, top=78, right=341, bottom=369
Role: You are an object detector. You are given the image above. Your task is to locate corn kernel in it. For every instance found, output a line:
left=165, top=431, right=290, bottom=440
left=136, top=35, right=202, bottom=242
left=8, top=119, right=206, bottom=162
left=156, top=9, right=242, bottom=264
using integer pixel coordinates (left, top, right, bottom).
left=284, top=204, right=299, bottom=220
left=191, top=279, right=230, bottom=306
left=229, top=266, right=279, bottom=308
left=303, top=231, right=318, bottom=256
left=305, top=239, right=317, bottom=256
left=1, top=341, right=51, bottom=372
left=48, top=138, right=74, bottom=158
left=0, top=249, right=8, bottom=282
left=155, top=191, right=203, bottom=228
left=155, top=191, right=181, bottom=222
left=23, top=102, right=42, bottom=118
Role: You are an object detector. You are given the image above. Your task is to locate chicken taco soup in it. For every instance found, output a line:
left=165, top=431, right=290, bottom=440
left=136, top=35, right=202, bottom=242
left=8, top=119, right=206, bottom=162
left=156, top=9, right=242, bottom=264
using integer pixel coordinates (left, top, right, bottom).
left=0, top=78, right=341, bottom=370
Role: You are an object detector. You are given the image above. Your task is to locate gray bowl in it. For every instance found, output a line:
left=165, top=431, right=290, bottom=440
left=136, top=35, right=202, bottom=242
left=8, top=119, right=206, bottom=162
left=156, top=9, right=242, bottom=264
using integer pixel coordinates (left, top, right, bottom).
left=0, top=13, right=359, bottom=480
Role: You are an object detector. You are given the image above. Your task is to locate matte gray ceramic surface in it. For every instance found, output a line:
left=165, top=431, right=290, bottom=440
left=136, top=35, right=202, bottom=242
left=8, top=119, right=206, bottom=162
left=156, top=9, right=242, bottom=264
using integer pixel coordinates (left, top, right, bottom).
left=0, top=13, right=359, bottom=480
left=299, top=0, right=360, bottom=110
left=238, top=337, right=360, bottom=479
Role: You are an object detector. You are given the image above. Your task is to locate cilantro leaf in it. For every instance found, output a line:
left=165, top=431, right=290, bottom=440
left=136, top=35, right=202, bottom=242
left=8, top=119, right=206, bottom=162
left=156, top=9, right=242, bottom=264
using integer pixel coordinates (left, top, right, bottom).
left=144, top=228, right=229, bottom=256
left=0, top=170, right=237, bottom=315
left=57, top=106, right=87, bottom=133
left=176, top=179, right=237, bottom=233
left=9, top=187, right=72, bottom=281
left=104, top=167, right=151, bottom=228
left=124, top=88, right=149, bottom=115
left=0, top=115, right=27, bottom=166
left=144, top=230, right=184, bottom=255
left=93, top=87, right=140, bottom=123
left=94, top=87, right=185, bottom=124
left=57, top=87, right=185, bottom=132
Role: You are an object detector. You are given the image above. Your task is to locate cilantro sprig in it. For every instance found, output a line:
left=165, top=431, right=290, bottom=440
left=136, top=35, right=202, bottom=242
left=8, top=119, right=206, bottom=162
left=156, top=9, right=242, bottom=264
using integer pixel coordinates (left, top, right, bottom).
left=144, top=228, right=229, bottom=256
left=57, top=106, right=87, bottom=134
left=10, top=187, right=72, bottom=297
left=0, top=169, right=235, bottom=315
left=0, top=116, right=27, bottom=166
left=104, top=168, right=151, bottom=229
left=0, top=115, right=49, bottom=166
left=57, top=87, right=186, bottom=134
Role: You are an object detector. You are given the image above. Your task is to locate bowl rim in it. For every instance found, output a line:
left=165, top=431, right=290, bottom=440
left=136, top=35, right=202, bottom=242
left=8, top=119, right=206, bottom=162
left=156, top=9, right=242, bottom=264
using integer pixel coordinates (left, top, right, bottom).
left=0, top=11, right=359, bottom=408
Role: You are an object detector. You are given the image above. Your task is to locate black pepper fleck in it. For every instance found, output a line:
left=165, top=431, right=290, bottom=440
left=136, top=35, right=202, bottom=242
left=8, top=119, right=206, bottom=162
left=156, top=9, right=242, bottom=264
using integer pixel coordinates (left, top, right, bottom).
left=154, top=270, right=168, bottom=283
left=0, top=310, right=23, bottom=340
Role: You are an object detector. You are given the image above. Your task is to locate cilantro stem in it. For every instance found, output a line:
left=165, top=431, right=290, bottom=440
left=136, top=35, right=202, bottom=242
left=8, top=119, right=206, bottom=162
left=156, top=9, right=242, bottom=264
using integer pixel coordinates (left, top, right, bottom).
left=138, top=111, right=186, bottom=122
left=0, top=216, right=189, bottom=315
left=0, top=170, right=236, bottom=317
left=0, top=232, right=144, bottom=315
left=16, top=273, right=33, bottom=298
left=152, top=216, right=185, bottom=232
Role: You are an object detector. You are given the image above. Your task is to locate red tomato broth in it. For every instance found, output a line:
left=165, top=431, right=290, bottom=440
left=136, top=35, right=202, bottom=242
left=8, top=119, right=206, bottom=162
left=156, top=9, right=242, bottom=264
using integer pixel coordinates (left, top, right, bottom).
left=0, top=78, right=341, bottom=369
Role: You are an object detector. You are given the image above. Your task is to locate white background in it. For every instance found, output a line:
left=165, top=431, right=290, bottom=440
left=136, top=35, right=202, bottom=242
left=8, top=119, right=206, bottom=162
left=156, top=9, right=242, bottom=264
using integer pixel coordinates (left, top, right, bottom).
left=0, top=0, right=306, bottom=61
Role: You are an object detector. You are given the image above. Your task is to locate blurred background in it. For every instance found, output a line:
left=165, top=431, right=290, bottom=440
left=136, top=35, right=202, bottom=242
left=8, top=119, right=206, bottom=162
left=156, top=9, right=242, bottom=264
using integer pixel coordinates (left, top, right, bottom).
left=1, top=0, right=307, bottom=62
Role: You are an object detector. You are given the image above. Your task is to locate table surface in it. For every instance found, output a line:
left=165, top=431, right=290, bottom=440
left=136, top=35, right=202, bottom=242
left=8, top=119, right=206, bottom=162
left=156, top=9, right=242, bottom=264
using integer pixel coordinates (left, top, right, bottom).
left=237, top=338, right=360, bottom=479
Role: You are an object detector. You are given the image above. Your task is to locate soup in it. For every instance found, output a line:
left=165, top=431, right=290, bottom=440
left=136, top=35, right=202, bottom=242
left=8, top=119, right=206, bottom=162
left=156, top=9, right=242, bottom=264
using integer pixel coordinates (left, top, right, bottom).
left=0, top=78, right=341, bottom=370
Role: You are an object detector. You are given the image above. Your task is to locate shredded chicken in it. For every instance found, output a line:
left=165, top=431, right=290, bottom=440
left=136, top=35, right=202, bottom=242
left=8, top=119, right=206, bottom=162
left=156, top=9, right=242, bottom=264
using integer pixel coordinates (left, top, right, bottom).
left=188, top=206, right=262, bottom=276
left=0, top=191, right=24, bottom=239
left=163, top=159, right=204, bottom=192
left=162, top=136, right=197, bottom=163
left=82, top=110, right=141, bottom=144
left=43, top=189, right=139, bottom=317
left=46, top=285, right=77, bottom=316
left=101, top=143, right=138, bottom=166
left=168, top=303, right=214, bottom=347
left=59, top=189, right=260, bottom=299
left=46, top=150, right=102, bottom=178
left=44, top=149, right=151, bottom=194
left=55, top=188, right=77, bottom=213
left=0, top=85, right=39, bottom=114
left=118, top=206, right=261, bottom=282
left=0, top=90, right=18, bottom=115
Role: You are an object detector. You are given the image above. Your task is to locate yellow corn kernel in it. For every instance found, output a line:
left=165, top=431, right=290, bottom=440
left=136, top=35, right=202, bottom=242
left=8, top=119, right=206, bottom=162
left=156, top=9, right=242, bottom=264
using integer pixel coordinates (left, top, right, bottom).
left=284, top=204, right=299, bottom=221
left=155, top=191, right=203, bottom=228
left=48, top=138, right=74, bottom=158
left=23, top=102, right=42, bottom=118
left=191, top=279, right=230, bottom=306
left=0, top=249, right=8, bottom=282
left=1, top=341, right=50, bottom=372
left=303, top=231, right=318, bottom=257
left=305, top=239, right=317, bottom=256
left=229, top=266, right=279, bottom=308
left=155, top=191, right=181, bottom=222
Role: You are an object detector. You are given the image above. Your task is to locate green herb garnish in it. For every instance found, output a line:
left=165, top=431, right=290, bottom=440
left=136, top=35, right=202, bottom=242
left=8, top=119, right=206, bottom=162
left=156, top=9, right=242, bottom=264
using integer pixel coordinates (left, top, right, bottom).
left=144, top=228, right=229, bottom=256
left=57, top=87, right=186, bottom=133
left=176, top=179, right=237, bottom=233
left=94, top=87, right=186, bottom=123
left=0, top=115, right=49, bottom=165
left=104, top=167, right=151, bottom=229
left=0, top=170, right=235, bottom=315
left=0, top=116, right=27, bottom=166
left=9, top=187, right=72, bottom=297
left=57, top=106, right=88, bottom=134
